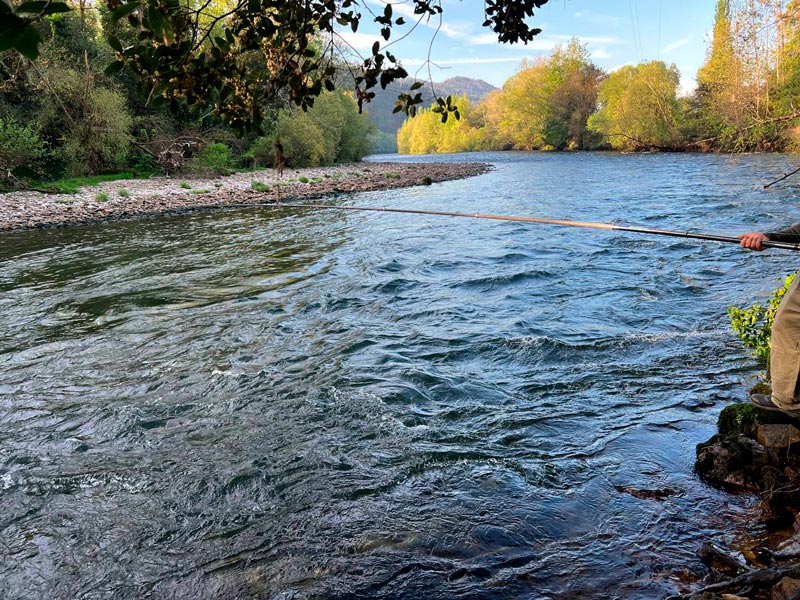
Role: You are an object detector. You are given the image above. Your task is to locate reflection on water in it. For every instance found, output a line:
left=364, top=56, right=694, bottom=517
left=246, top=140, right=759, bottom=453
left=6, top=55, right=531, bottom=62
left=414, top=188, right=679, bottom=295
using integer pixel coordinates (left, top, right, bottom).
left=1, top=152, right=797, bottom=598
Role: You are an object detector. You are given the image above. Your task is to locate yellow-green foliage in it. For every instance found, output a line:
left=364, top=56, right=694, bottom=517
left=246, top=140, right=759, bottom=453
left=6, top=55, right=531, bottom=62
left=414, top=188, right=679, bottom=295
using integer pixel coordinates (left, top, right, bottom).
left=587, top=61, right=681, bottom=150
left=248, top=91, right=375, bottom=168
left=728, top=273, right=796, bottom=370
left=397, top=94, right=484, bottom=154
left=397, top=39, right=603, bottom=154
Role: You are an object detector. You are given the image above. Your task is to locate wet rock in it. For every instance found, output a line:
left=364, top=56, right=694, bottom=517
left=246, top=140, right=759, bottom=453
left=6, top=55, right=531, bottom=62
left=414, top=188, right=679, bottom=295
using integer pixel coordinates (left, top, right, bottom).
left=696, top=403, right=800, bottom=505
left=695, top=433, right=769, bottom=492
left=615, top=485, right=680, bottom=500
left=758, top=424, right=800, bottom=448
left=771, top=576, right=800, bottom=600
left=773, top=533, right=800, bottom=559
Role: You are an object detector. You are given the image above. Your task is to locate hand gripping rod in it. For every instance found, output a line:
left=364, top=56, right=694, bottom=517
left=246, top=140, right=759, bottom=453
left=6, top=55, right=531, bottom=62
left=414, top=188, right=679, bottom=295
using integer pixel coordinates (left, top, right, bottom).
left=281, top=203, right=800, bottom=251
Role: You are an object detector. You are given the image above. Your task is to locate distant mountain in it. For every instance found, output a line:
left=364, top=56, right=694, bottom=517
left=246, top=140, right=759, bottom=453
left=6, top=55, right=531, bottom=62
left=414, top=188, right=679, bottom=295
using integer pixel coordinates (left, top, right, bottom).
left=363, top=76, right=497, bottom=136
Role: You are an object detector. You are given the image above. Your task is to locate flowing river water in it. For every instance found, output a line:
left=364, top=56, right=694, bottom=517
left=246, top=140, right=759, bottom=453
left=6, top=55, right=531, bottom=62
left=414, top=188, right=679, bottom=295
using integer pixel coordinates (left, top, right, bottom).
left=2, top=152, right=799, bottom=599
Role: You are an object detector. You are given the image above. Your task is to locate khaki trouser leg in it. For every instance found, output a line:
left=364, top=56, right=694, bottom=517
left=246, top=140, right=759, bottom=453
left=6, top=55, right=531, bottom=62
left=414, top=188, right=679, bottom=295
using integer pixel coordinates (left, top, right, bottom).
left=771, top=273, right=800, bottom=409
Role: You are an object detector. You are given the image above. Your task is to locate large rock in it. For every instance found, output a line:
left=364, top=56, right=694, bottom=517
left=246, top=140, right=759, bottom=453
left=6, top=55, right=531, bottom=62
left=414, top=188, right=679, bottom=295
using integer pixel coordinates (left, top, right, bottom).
left=757, top=424, right=800, bottom=448
left=695, top=433, right=770, bottom=491
left=696, top=403, right=800, bottom=508
left=771, top=576, right=800, bottom=600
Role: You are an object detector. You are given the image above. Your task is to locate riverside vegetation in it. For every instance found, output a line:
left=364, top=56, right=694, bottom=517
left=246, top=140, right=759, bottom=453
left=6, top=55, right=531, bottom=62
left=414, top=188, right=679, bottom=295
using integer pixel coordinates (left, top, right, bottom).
left=398, top=1, right=800, bottom=154
left=0, top=0, right=549, bottom=190
left=0, top=6, right=376, bottom=190
left=6, top=1, right=800, bottom=191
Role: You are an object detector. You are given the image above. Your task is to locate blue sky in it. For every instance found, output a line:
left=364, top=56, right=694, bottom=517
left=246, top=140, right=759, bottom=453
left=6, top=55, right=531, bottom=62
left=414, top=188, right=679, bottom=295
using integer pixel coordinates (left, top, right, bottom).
left=338, top=1, right=717, bottom=95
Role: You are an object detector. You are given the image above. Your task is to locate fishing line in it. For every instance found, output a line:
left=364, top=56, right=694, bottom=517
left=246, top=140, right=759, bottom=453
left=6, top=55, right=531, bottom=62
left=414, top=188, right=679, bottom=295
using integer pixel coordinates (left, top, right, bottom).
left=275, top=202, right=800, bottom=251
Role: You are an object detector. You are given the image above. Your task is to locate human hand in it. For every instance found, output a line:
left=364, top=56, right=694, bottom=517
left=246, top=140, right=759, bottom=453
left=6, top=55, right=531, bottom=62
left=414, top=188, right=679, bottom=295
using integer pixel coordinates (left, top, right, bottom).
left=738, top=232, right=770, bottom=251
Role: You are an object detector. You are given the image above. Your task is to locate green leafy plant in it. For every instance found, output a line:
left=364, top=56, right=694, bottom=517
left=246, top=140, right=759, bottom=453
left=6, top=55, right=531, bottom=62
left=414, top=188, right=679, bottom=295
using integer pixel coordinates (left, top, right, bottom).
left=180, top=181, right=191, bottom=189
left=298, top=176, right=309, bottom=183
left=251, top=180, right=270, bottom=192
left=189, top=143, right=231, bottom=172
left=728, top=273, right=796, bottom=372
left=32, top=173, right=134, bottom=194
left=0, top=116, right=48, bottom=181
left=190, top=188, right=211, bottom=194
left=118, top=188, right=130, bottom=197
left=95, top=192, right=109, bottom=202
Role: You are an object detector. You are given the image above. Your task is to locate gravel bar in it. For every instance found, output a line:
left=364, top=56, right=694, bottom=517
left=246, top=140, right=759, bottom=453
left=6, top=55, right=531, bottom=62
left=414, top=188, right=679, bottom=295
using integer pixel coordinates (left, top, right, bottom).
left=0, top=161, right=492, bottom=233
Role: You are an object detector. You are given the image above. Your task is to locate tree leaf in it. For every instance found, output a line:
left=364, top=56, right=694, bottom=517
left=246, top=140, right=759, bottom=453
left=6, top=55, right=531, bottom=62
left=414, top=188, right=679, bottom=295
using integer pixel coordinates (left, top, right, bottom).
left=9, top=24, right=42, bottom=59
left=107, top=34, right=122, bottom=52
left=110, top=1, right=140, bottom=23
left=16, top=1, right=71, bottom=14
left=104, top=60, right=124, bottom=75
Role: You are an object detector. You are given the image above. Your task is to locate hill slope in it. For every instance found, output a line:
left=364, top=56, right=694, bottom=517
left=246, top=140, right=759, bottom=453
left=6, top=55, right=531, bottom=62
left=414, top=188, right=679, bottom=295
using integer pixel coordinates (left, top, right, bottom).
left=364, top=76, right=497, bottom=136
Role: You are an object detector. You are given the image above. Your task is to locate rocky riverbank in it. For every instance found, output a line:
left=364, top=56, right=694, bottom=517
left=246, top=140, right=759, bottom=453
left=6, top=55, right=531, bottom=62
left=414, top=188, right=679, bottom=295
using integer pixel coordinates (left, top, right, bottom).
left=0, top=161, right=492, bottom=232
left=668, top=402, right=800, bottom=600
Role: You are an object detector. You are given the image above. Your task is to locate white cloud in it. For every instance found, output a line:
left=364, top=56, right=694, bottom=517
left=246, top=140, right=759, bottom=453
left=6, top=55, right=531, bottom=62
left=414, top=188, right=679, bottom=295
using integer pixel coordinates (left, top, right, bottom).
left=663, top=37, right=691, bottom=54
left=336, top=30, right=382, bottom=52
left=590, top=47, right=612, bottom=60
left=400, top=56, right=537, bottom=67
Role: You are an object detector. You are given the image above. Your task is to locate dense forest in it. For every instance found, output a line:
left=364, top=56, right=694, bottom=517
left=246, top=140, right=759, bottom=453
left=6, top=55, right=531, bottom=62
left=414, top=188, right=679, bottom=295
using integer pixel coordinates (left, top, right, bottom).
left=0, top=4, right=379, bottom=186
left=399, top=0, right=800, bottom=154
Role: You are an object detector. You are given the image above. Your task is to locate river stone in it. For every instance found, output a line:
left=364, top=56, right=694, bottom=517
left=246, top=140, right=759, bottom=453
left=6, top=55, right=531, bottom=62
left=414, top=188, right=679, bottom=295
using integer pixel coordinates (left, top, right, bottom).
left=695, top=433, right=769, bottom=491
left=771, top=576, right=800, bottom=600
left=757, top=424, right=800, bottom=448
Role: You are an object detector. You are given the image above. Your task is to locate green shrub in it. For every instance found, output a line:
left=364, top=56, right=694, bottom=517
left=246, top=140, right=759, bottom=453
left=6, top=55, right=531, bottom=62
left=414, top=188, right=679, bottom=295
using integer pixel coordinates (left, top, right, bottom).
left=729, top=273, right=796, bottom=372
left=246, top=136, right=276, bottom=167
left=251, top=180, right=270, bottom=192
left=36, top=68, right=133, bottom=176
left=118, top=188, right=130, bottom=197
left=36, top=173, right=134, bottom=194
left=180, top=181, right=191, bottom=189
left=0, top=116, right=48, bottom=181
left=275, top=110, right=326, bottom=168
left=190, top=143, right=232, bottom=172
left=96, top=192, right=109, bottom=202
left=298, top=176, right=309, bottom=183
left=190, top=188, right=211, bottom=194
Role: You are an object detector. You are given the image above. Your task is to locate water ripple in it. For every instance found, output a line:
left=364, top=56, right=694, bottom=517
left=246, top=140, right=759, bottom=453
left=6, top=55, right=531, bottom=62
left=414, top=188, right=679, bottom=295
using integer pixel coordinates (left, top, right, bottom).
left=1, top=152, right=793, bottom=598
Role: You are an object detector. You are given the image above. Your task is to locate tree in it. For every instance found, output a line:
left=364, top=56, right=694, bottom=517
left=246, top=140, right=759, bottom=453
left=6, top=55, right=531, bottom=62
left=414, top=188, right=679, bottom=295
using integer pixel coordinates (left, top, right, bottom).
left=695, top=0, right=747, bottom=146
left=499, top=58, right=552, bottom=149
left=545, top=39, right=605, bottom=149
left=397, top=94, right=482, bottom=154
left=0, top=115, right=46, bottom=179
left=0, top=0, right=550, bottom=134
left=588, top=61, right=681, bottom=151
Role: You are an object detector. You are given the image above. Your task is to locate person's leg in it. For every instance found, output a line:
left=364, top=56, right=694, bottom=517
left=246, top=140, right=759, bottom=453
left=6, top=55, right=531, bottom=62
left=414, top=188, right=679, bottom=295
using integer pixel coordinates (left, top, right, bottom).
left=770, top=274, right=800, bottom=410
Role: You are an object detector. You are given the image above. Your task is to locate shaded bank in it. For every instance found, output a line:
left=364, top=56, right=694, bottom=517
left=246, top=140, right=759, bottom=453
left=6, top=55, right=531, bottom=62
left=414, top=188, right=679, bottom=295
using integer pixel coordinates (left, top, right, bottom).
left=0, top=162, right=491, bottom=232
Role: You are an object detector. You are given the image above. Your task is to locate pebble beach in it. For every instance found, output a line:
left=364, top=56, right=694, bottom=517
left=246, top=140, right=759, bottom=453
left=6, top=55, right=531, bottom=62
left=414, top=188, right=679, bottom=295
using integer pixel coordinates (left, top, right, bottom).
left=0, top=161, right=491, bottom=232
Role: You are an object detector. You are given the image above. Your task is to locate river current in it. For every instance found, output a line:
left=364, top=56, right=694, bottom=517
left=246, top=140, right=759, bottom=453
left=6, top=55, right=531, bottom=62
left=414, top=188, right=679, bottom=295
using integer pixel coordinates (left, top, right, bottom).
left=2, top=152, right=799, bottom=599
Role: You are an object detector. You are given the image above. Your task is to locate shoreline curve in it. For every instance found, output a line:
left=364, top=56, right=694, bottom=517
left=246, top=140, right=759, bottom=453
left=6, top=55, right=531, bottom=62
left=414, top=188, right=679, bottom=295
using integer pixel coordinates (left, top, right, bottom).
left=0, top=161, right=492, bottom=233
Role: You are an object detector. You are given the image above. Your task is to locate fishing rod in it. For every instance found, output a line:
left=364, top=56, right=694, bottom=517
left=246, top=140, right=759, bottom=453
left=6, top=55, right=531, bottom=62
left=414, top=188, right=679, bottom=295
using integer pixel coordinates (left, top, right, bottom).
left=280, top=203, right=800, bottom=251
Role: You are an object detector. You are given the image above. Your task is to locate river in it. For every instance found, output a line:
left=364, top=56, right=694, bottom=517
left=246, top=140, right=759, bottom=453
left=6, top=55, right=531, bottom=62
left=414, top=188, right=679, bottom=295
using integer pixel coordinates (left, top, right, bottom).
left=1, top=151, right=798, bottom=599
